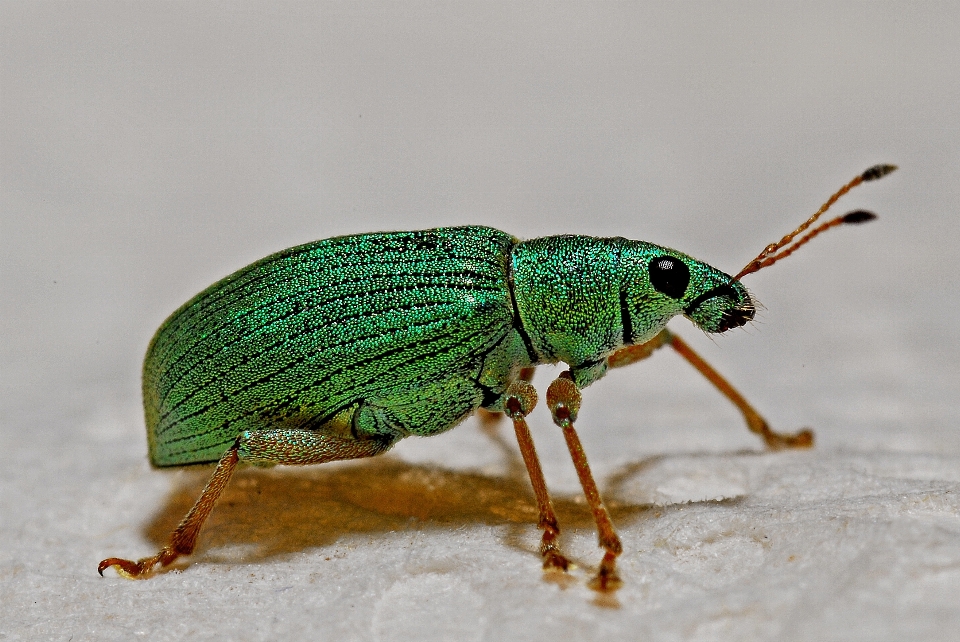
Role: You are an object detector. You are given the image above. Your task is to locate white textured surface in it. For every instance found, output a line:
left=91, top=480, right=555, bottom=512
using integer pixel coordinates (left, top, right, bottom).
left=3, top=3, right=960, bottom=641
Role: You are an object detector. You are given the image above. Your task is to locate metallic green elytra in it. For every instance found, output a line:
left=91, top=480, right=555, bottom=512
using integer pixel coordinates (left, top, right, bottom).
left=100, top=164, right=894, bottom=583
left=146, top=226, right=748, bottom=467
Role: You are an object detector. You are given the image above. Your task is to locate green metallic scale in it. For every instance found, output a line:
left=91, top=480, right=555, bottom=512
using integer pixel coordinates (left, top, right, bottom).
left=100, top=165, right=896, bottom=591
left=147, top=227, right=744, bottom=466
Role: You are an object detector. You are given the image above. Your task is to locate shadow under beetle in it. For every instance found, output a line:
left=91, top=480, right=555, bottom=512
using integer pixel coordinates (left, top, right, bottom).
left=100, top=165, right=895, bottom=591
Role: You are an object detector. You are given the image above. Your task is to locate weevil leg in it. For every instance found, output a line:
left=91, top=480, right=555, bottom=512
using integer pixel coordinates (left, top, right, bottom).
left=476, top=366, right=537, bottom=430
left=99, top=439, right=241, bottom=579
left=99, top=429, right=393, bottom=579
left=606, top=328, right=674, bottom=370
left=546, top=372, right=623, bottom=592
left=666, top=330, right=813, bottom=450
left=503, top=379, right=571, bottom=572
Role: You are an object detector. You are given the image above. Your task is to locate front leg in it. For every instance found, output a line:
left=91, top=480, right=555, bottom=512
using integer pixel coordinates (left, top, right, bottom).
left=608, top=329, right=813, bottom=450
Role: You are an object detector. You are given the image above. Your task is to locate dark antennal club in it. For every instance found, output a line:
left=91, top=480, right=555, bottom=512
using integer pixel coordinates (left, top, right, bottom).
left=734, top=164, right=896, bottom=280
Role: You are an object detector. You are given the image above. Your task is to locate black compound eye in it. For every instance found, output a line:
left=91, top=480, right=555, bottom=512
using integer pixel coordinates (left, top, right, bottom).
left=648, top=256, right=690, bottom=299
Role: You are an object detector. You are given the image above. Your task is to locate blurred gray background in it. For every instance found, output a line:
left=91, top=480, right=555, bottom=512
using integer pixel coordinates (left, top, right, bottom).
left=2, top=2, right=959, bottom=640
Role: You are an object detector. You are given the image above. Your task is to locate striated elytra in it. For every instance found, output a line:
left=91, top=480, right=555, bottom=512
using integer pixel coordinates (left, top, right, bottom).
left=145, top=228, right=749, bottom=466
left=100, top=165, right=896, bottom=590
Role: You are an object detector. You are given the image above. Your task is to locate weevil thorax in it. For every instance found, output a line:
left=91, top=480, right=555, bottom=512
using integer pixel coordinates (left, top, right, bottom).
left=511, top=235, right=752, bottom=387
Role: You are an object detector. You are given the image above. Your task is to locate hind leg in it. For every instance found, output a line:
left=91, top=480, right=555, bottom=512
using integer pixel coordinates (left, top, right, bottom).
left=98, top=429, right=394, bottom=578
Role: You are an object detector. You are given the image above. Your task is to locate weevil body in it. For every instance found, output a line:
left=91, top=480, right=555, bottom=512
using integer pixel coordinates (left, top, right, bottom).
left=147, top=228, right=748, bottom=467
left=101, top=165, right=896, bottom=589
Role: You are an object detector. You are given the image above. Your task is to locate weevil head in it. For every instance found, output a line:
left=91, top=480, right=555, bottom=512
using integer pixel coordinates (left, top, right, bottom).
left=622, top=242, right=755, bottom=339
left=681, top=274, right=755, bottom=333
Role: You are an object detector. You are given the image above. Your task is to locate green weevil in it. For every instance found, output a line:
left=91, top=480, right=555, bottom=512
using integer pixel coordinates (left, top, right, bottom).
left=100, top=165, right=896, bottom=590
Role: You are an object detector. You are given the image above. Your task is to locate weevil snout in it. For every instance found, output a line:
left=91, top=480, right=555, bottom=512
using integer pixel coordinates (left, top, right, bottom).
left=717, top=298, right=756, bottom=332
left=682, top=280, right=754, bottom=334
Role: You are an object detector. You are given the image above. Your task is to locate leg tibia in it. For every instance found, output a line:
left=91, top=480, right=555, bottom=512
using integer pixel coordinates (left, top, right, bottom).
left=99, top=442, right=241, bottom=579
left=546, top=372, right=623, bottom=591
left=511, top=415, right=569, bottom=571
left=667, top=333, right=814, bottom=449
left=502, top=379, right=570, bottom=571
left=99, top=428, right=394, bottom=579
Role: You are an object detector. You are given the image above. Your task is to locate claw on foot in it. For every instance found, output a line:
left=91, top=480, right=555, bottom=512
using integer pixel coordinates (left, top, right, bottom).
left=542, top=548, right=571, bottom=572
left=587, top=551, right=623, bottom=593
left=98, top=557, right=154, bottom=579
left=764, top=427, right=814, bottom=450
left=98, top=547, right=178, bottom=579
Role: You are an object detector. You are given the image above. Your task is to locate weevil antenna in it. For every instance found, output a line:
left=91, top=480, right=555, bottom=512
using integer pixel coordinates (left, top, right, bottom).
left=734, top=164, right=896, bottom=280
